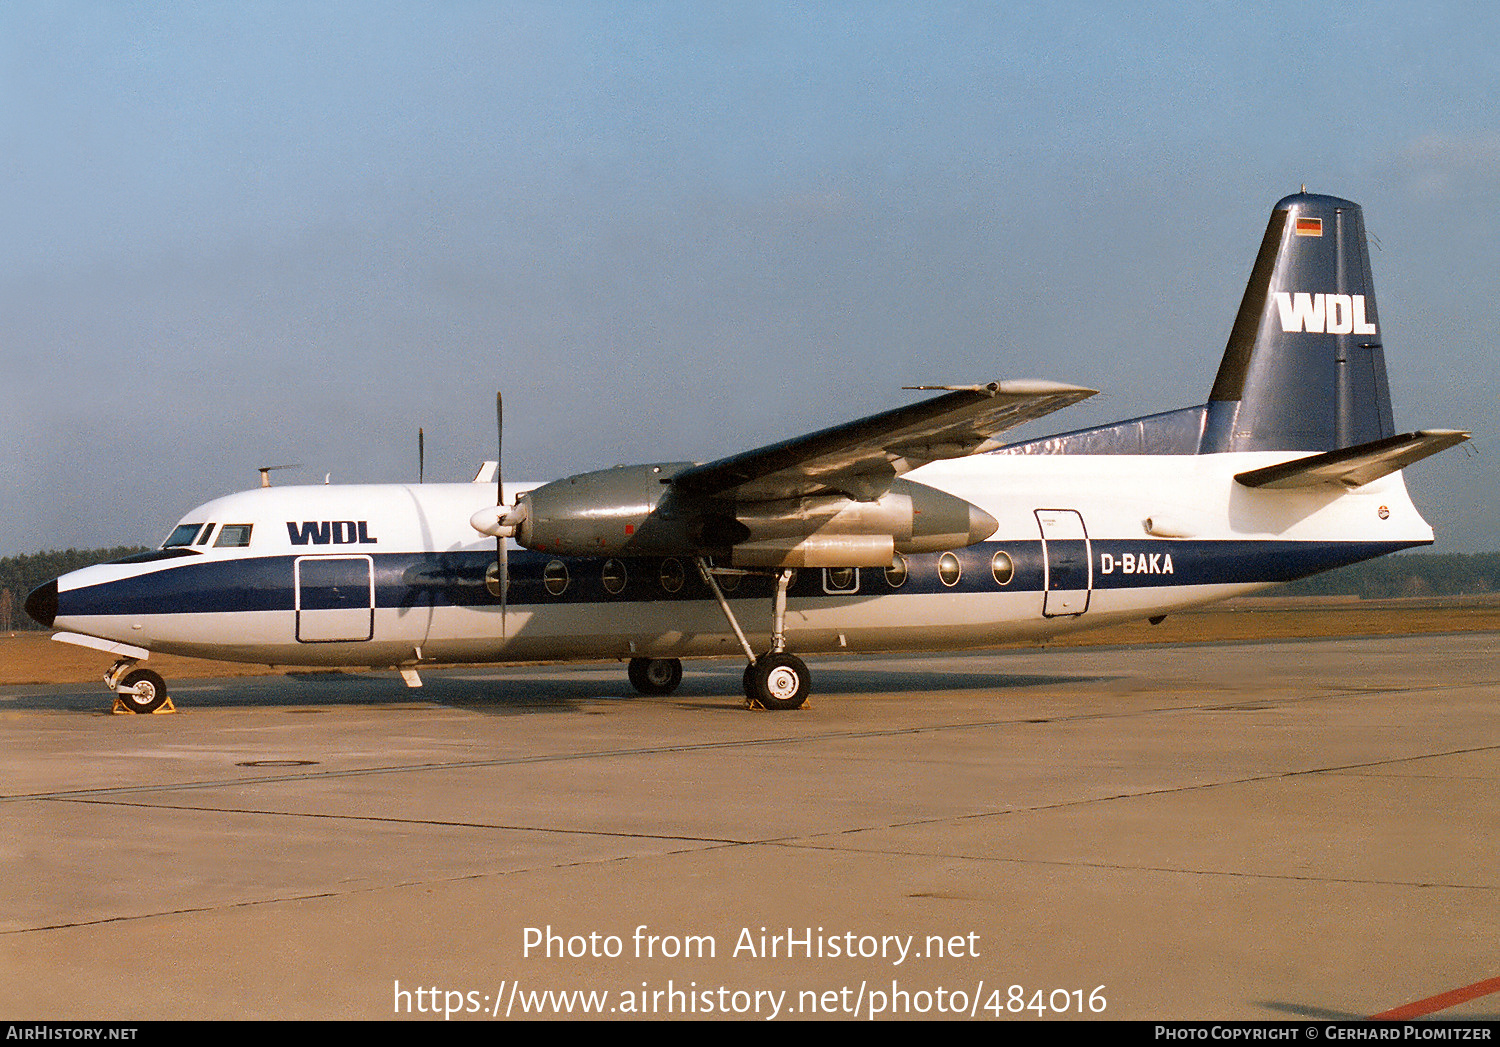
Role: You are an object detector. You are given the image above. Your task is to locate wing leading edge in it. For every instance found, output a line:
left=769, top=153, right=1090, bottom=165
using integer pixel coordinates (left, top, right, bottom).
left=670, top=379, right=1096, bottom=503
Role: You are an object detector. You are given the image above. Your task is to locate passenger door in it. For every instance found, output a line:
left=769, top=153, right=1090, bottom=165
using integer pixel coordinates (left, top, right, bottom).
left=1035, top=509, right=1091, bottom=617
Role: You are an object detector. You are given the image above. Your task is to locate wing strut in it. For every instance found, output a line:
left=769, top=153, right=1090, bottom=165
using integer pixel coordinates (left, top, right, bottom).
left=695, top=558, right=756, bottom=664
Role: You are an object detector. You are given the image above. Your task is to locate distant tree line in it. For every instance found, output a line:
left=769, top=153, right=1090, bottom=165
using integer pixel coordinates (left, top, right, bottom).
left=0, top=547, right=148, bottom=631
left=1276, top=551, right=1500, bottom=599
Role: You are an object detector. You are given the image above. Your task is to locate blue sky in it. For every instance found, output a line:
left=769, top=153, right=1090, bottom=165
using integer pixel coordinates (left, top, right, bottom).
left=3, top=2, right=1495, bottom=552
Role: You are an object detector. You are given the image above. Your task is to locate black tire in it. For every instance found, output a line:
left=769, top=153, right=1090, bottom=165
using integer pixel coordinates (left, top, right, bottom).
left=743, top=654, right=809, bottom=711
left=627, top=657, right=682, bottom=696
left=118, top=669, right=168, bottom=714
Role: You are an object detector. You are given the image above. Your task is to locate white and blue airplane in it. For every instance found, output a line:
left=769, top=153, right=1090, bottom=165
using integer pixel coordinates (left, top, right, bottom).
left=27, top=192, right=1467, bottom=712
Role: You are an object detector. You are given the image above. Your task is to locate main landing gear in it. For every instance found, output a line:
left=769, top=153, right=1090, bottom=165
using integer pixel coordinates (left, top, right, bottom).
left=628, top=656, right=683, bottom=696
left=741, top=653, right=810, bottom=711
left=698, top=559, right=810, bottom=711
left=105, top=659, right=175, bottom=714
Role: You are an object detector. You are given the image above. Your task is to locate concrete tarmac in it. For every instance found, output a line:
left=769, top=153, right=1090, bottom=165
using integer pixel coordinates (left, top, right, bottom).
left=2, top=633, right=1496, bottom=1021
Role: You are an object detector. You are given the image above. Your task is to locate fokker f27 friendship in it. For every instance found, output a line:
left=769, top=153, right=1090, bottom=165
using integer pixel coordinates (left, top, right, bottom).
left=27, top=193, right=1468, bottom=712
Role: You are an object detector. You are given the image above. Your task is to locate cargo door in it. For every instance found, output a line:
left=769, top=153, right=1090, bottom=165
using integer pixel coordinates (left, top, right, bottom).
left=296, top=555, right=375, bottom=642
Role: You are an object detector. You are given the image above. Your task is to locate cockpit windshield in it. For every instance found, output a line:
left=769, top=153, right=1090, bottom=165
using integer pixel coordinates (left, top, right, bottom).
left=163, top=523, right=205, bottom=548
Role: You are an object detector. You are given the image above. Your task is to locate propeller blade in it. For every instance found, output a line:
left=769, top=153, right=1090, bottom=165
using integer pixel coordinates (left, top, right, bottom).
left=496, top=392, right=507, bottom=632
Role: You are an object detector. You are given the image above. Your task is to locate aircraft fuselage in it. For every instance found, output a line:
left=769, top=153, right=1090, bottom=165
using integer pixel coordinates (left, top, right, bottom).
left=41, top=451, right=1430, bottom=671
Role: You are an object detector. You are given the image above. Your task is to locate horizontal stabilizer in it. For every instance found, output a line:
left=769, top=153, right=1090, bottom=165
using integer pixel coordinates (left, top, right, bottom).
left=1233, top=430, right=1469, bottom=490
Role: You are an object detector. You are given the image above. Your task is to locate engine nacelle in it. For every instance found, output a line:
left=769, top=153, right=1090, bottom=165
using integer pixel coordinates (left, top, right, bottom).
left=512, top=465, right=997, bottom=569
left=515, top=463, right=696, bottom=556
left=724, top=479, right=997, bottom=567
left=730, top=534, right=896, bottom=569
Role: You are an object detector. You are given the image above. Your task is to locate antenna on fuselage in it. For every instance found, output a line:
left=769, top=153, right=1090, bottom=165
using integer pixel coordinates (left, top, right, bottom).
left=418, top=427, right=425, bottom=484
left=257, top=464, right=300, bottom=488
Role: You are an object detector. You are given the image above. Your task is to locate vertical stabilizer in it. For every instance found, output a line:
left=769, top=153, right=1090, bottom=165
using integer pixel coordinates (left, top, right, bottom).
left=1201, top=193, right=1395, bottom=452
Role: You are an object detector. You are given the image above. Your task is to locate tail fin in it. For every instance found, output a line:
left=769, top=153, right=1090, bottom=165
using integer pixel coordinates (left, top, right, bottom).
left=1201, top=192, right=1394, bottom=452
left=998, top=192, right=1430, bottom=460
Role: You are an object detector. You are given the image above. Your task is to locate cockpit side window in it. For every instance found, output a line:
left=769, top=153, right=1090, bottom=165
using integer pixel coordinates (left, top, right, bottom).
left=163, top=523, right=205, bottom=548
left=214, top=524, right=253, bottom=548
left=196, top=524, right=217, bottom=545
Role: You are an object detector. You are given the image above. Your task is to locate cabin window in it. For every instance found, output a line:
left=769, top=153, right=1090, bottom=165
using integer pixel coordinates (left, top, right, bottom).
left=163, top=523, right=205, bottom=548
left=543, top=560, right=570, bottom=596
left=990, top=550, right=1014, bottom=586
left=659, top=558, right=685, bottom=593
left=938, top=552, right=962, bottom=587
left=215, top=524, right=254, bottom=548
left=601, top=559, right=627, bottom=595
left=884, top=553, right=908, bottom=588
left=485, top=561, right=504, bottom=598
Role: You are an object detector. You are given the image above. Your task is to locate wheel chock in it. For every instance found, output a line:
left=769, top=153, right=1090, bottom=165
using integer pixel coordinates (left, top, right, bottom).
left=111, top=695, right=178, bottom=715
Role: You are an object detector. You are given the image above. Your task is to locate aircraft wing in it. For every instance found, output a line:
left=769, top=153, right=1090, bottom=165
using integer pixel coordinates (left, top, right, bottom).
left=670, top=380, right=1096, bottom=502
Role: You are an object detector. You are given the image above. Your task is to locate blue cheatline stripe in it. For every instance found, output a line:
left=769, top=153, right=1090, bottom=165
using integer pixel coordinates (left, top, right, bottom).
left=56, top=539, right=1423, bottom=618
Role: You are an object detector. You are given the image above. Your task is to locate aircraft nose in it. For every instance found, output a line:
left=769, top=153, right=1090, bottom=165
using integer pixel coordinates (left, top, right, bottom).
left=25, top=580, right=57, bottom=629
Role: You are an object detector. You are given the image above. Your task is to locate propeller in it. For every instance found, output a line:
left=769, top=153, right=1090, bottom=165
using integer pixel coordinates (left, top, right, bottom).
left=469, top=393, right=525, bottom=631
left=496, top=392, right=506, bottom=629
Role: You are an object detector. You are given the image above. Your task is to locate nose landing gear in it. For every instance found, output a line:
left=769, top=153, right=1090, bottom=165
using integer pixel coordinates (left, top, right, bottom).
left=106, top=660, right=175, bottom=714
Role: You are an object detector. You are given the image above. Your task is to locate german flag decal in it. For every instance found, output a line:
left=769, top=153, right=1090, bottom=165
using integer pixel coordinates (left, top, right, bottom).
left=1295, top=216, right=1323, bottom=236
